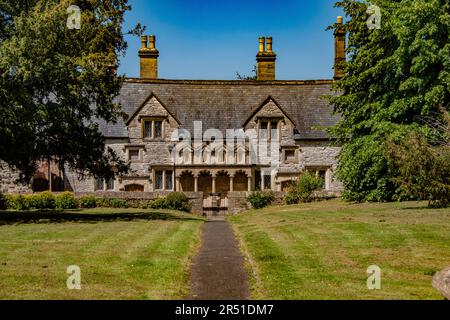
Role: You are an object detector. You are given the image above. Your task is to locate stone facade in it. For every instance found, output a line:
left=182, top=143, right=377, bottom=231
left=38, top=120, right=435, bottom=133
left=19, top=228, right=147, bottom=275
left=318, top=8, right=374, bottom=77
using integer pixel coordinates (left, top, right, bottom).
left=0, top=161, right=31, bottom=194
left=1, top=30, right=347, bottom=215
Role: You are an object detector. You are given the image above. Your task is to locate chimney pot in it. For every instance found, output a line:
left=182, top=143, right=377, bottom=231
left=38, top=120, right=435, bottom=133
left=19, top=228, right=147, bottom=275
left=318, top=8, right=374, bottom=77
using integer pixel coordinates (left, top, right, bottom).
left=139, top=34, right=159, bottom=79
left=258, top=37, right=265, bottom=53
left=266, top=37, right=273, bottom=52
left=337, top=16, right=343, bottom=24
left=256, top=36, right=276, bottom=81
left=141, top=35, right=148, bottom=49
left=149, top=35, right=156, bottom=50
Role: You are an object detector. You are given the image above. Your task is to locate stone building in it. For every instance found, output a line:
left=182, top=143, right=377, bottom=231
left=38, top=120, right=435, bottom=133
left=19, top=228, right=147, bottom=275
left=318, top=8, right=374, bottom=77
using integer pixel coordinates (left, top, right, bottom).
left=1, top=17, right=347, bottom=214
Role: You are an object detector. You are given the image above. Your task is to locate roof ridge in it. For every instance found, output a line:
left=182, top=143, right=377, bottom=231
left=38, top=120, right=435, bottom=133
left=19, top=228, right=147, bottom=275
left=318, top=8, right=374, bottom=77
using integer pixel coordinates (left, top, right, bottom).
left=123, top=78, right=334, bottom=86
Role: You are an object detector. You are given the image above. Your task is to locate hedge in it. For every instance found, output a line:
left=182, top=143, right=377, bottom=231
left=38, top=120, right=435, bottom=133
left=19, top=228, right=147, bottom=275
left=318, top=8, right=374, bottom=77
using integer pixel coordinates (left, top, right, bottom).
left=2, top=192, right=192, bottom=212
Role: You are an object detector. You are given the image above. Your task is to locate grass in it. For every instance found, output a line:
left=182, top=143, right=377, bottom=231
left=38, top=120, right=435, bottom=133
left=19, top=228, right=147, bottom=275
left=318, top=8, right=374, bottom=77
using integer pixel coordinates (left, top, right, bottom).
left=228, top=199, right=450, bottom=300
left=0, top=208, right=204, bottom=300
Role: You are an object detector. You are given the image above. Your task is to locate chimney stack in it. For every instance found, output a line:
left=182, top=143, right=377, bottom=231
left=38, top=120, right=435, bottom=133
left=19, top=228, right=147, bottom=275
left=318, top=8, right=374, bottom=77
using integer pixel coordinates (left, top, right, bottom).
left=256, top=36, right=276, bottom=81
left=139, top=35, right=159, bottom=79
left=334, top=16, right=346, bottom=80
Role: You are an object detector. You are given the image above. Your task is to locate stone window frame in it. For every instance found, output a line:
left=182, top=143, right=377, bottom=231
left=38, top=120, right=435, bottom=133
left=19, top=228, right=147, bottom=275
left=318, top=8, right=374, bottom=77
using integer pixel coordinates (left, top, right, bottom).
left=257, top=117, right=283, bottom=143
left=124, top=145, right=145, bottom=163
left=304, top=165, right=332, bottom=191
left=140, top=116, right=167, bottom=141
left=153, top=167, right=174, bottom=191
left=94, top=176, right=116, bottom=191
left=282, top=147, right=299, bottom=164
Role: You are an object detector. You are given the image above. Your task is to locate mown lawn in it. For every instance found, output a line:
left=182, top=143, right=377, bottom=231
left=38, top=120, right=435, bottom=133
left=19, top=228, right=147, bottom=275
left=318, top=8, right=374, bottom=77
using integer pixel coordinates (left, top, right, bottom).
left=228, top=200, right=450, bottom=300
left=0, top=208, right=204, bottom=300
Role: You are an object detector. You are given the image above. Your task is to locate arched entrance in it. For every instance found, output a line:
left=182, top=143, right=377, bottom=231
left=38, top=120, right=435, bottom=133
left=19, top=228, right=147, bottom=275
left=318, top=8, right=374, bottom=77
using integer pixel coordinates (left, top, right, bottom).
left=180, top=171, right=195, bottom=192
left=233, top=171, right=248, bottom=191
left=216, top=172, right=230, bottom=194
left=198, top=172, right=212, bottom=194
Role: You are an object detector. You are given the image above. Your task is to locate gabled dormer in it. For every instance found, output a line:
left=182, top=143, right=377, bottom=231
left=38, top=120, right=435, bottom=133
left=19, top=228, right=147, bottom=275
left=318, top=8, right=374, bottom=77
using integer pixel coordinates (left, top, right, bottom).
left=244, top=96, right=296, bottom=144
left=126, top=93, right=180, bottom=141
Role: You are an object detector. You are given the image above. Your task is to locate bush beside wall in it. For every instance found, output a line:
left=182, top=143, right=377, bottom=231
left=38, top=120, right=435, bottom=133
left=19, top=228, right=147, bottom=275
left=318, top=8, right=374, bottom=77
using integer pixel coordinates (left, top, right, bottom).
left=2, top=192, right=192, bottom=212
left=285, top=172, right=324, bottom=204
left=246, top=191, right=275, bottom=209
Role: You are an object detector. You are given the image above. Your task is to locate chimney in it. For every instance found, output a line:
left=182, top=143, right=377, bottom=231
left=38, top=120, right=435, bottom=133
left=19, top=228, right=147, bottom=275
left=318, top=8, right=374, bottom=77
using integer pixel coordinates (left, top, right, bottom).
left=256, top=36, right=276, bottom=81
left=334, top=16, right=346, bottom=80
left=139, top=35, right=159, bottom=79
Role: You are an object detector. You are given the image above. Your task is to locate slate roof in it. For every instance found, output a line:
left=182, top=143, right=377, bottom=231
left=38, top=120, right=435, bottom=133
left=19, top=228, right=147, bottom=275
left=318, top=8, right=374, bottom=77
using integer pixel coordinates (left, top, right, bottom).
left=99, top=78, right=340, bottom=139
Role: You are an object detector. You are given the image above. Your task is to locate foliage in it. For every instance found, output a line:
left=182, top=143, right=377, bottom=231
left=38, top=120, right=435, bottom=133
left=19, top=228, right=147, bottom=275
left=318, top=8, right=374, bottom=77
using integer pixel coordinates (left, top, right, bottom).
left=148, top=197, right=168, bottom=210
left=0, top=0, right=144, bottom=181
left=28, top=191, right=56, bottom=209
left=236, top=65, right=257, bottom=80
left=148, top=193, right=190, bottom=212
left=164, top=192, right=191, bottom=212
left=54, top=192, right=78, bottom=209
left=78, top=195, right=97, bottom=208
left=285, top=172, right=324, bottom=204
left=108, top=198, right=128, bottom=208
left=246, top=191, right=275, bottom=209
left=328, top=0, right=450, bottom=202
left=385, top=129, right=450, bottom=208
left=6, top=194, right=30, bottom=210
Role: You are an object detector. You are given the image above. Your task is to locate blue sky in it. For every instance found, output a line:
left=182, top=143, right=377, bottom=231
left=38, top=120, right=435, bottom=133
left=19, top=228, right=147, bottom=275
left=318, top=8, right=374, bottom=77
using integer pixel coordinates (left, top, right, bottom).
left=119, top=0, right=343, bottom=80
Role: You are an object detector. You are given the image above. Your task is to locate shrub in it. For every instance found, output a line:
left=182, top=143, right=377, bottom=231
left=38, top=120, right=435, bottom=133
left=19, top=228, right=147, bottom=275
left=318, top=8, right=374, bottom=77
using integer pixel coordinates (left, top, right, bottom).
left=6, top=194, right=31, bottom=210
left=55, top=192, right=78, bottom=209
left=108, top=198, right=128, bottom=208
left=285, top=172, right=323, bottom=204
left=148, top=197, right=168, bottom=210
left=28, top=191, right=56, bottom=209
left=0, top=193, right=7, bottom=210
left=165, top=192, right=191, bottom=212
left=79, top=196, right=97, bottom=208
left=246, top=191, right=274, bottom=209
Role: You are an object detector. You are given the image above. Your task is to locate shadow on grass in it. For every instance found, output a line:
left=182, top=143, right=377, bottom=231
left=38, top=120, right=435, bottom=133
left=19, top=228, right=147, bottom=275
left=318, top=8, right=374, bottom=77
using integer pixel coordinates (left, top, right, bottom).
left=0, top=210, right=204, bottom=225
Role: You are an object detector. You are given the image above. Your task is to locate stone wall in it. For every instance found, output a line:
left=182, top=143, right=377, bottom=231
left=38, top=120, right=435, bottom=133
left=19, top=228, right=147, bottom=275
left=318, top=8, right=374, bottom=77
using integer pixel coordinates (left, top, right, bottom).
left=74, top=191, right=204, bottom=215
left=0, top=161, right=31, bottom=194
left=228, top=192, right=249, bottom=214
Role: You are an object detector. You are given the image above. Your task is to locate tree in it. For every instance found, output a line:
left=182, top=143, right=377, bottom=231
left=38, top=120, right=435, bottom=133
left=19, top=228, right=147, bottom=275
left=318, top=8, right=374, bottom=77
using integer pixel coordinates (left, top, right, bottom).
left=236, top=65, right=257, bottom=80
left=385, top=111, right=450, bottom=208
left=328, top=0, right=450, bottom=202
left=0, top=0, right=144, bottom=182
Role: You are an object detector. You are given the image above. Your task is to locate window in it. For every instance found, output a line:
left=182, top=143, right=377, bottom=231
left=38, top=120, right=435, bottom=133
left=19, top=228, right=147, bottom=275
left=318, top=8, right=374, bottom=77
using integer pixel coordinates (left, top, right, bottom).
left=305, top=167, right=330, bottom=190
left=165, top=171, right=173, bottom=190
left=263, top=174, right=271, bottom=190
left=259, top=119, right=280, bottom=142
left=144, top=121, right=152, bottom=139
left=255, top=171, right=261, bottom=190
left=143, top=119, right=164, bottom=140
left=95, top=178, right=104, bottom=191
left=284, top=150, right=296, bottom=163
left=260, top=122, right=268, bottom=140
left=154, top=121, right=162, bottom=138
left=271, top=122, right=278, bottom=140
left=155, top=171, right=163, bottom=190
left=106, top=177, right=115, bottom=191
left=129, top=149, right=140, bottom=162
left=318, top=170, right=326, bottom=189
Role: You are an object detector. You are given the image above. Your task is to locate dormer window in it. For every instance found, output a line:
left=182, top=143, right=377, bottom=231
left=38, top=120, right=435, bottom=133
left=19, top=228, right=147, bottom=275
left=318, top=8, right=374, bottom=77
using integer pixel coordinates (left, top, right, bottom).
left=154, top=120, right=162, bottom=138
left=259, top=118, right=280, bottom=142
left=142, top=118, right=165, bottom=140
